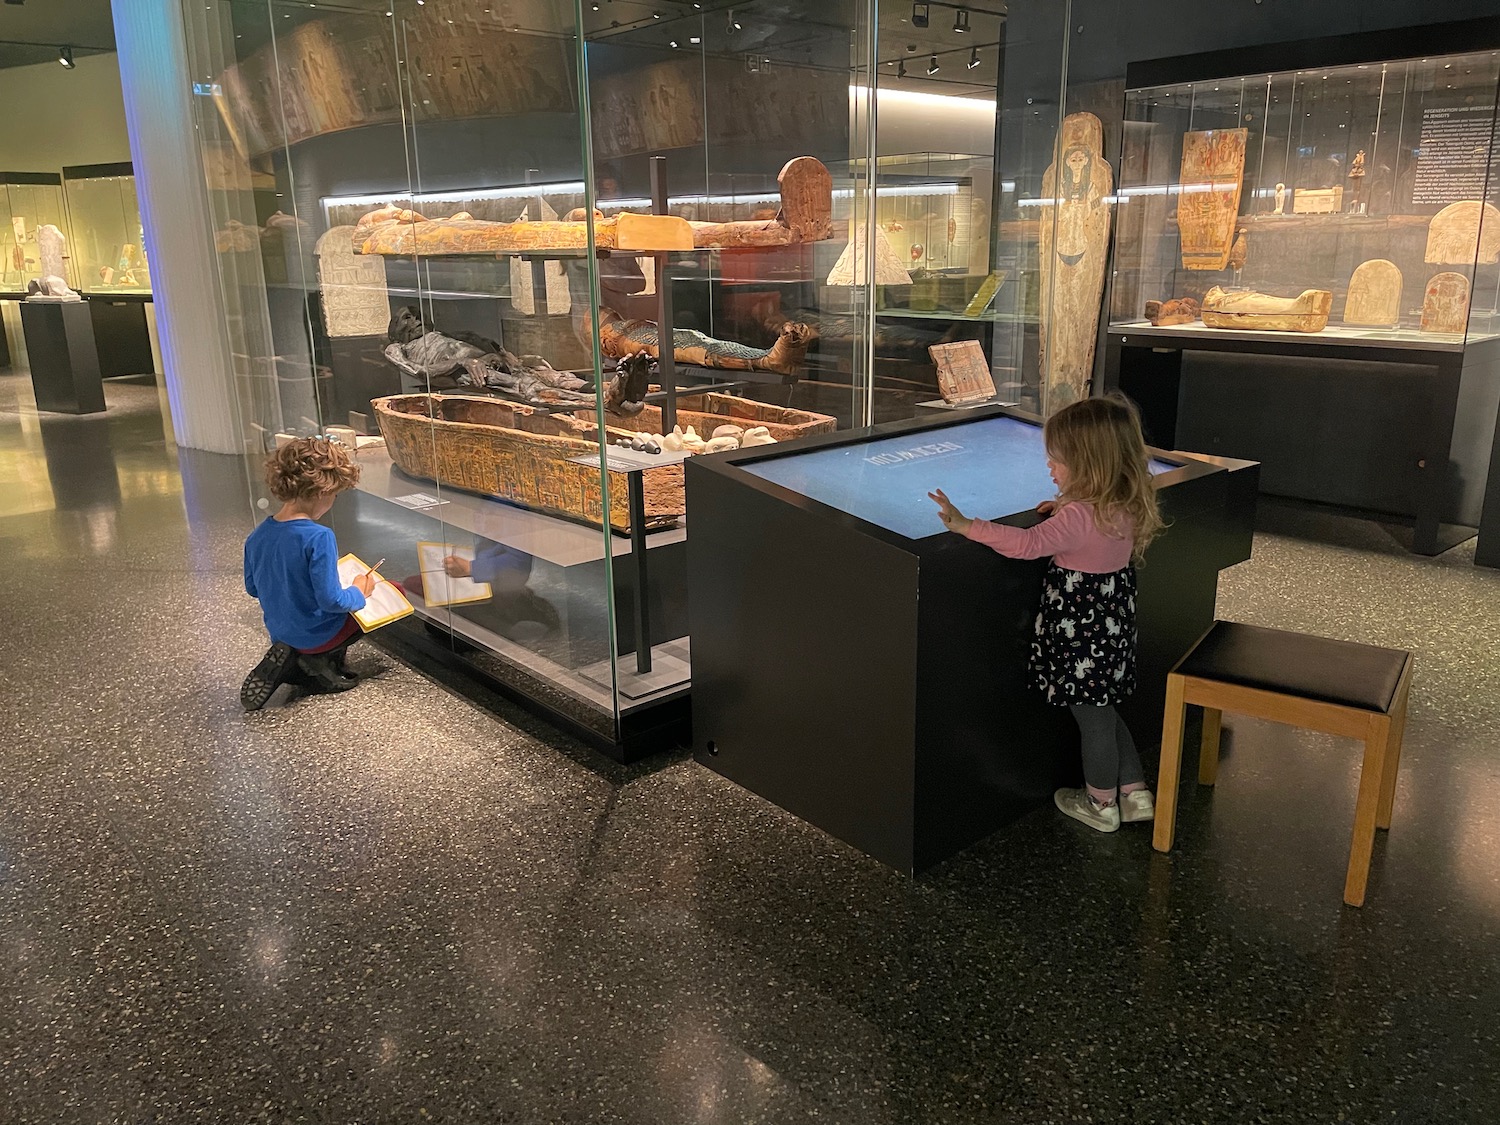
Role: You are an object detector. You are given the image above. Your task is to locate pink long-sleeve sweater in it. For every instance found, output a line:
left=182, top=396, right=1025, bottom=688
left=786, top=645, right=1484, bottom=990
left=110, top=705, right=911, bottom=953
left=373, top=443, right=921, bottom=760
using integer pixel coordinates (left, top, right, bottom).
left=963, top=500, right=1133, bottom=573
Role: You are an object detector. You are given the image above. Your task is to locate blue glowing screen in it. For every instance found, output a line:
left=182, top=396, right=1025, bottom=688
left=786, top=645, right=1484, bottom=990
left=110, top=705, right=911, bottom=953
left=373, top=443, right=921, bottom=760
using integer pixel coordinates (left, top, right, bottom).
left=742, top=414, right=1175, bottom=540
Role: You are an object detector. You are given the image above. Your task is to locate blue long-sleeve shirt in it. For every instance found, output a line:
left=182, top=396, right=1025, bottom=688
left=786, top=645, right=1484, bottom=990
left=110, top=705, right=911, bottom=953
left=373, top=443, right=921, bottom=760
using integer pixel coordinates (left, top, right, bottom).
left=243, top=517, right=366, bottom=649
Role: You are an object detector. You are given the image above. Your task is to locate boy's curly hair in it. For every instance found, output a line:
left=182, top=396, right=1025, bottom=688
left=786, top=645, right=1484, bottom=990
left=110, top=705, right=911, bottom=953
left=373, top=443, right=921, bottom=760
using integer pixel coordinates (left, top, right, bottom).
left=264, top=437, right=360, bottom=502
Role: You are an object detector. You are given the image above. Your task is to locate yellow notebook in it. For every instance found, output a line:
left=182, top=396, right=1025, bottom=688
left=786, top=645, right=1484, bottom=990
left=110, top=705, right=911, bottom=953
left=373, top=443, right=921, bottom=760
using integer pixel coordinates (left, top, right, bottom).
left=338, top=553, right=415, bottom=632
left=416, top=542, right=494, bottom=608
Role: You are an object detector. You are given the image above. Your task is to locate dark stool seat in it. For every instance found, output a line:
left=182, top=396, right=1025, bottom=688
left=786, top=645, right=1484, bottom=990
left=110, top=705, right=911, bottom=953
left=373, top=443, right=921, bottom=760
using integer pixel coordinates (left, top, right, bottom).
left=1177, top=622, right=1407, bottom=713
left=1154, top=620, right=1414, bottom=907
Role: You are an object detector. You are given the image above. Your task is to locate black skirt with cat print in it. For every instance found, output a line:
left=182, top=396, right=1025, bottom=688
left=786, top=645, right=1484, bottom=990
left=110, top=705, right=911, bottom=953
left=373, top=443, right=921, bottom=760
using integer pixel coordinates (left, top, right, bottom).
left=1029, top=561, right=1138, bottom=706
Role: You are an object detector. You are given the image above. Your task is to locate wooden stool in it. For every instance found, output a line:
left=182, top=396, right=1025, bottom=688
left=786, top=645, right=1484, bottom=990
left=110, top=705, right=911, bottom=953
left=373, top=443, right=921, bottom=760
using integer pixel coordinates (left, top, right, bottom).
left=1154, top=621, right=1413, bottom=907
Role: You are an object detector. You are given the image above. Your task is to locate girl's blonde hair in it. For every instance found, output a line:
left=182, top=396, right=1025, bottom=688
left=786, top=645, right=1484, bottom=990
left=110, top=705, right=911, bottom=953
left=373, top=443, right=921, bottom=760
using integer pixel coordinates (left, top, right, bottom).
left=264, top=437, right=360, bottom=502
left=1043, top=395, right=1164, bottom=562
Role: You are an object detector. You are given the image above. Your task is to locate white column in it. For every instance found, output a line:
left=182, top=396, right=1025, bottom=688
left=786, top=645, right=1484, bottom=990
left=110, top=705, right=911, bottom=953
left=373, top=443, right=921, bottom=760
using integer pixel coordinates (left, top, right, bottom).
left=112, top=0, right=240, bottom=454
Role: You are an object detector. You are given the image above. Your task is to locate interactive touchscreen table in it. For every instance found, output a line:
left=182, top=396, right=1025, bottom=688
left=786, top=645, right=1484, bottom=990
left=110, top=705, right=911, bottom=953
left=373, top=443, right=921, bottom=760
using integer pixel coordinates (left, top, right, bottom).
left=686, top=407, right=1259, bottom=874
left=743, top=414, right=1177, bottom=539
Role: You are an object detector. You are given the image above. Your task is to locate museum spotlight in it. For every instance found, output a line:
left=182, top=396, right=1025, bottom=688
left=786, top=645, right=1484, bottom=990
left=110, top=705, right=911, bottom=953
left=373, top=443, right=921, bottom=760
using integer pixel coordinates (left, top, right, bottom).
left=953, top=9, right=970, bottom=33
left=912, top=3, right=930, bottom=28
left=898, top=59, right=907, bottom=78
left=669, top=38, right=679, bottom=48
left=927, top=54, right=940, bottom=74
left=58, top=45, right=75, bottom=69
left=726, top=8, right=741, bottom=32
left=967, top=45, right=980, bottom=69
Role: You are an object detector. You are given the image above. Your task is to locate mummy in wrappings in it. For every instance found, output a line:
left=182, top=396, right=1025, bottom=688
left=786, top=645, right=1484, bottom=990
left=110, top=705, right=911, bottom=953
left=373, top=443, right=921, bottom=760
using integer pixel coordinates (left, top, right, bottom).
left=598, top=310, right=813, bottom=376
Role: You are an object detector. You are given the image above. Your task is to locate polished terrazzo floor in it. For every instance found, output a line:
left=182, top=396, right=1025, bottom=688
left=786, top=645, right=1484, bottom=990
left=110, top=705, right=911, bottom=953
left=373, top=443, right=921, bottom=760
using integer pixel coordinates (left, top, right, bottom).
left=1, top=369, right=1498, bottom=1124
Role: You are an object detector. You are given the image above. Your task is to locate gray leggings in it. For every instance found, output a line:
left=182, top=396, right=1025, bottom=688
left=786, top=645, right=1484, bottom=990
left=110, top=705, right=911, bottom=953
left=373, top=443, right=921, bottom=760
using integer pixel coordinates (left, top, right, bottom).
left=1069, top=704, right=1146, bottom=795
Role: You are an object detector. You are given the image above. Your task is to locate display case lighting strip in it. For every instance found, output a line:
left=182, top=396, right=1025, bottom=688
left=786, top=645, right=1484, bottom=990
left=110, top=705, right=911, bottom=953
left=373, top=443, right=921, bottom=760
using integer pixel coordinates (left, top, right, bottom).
left=1018, top=182, right=1226, bottom=207
left=321, top=181, right=961, bottom=214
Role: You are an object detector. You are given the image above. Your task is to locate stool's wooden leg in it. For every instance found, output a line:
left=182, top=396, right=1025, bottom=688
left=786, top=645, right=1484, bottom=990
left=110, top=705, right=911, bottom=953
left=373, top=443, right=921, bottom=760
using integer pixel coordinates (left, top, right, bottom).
left=1153, top=674, right=1188, bottom=853
left=1345, top=720, right=1389, bottom=907
left=1377, top=682, right=1410, bottom=832
left=1198, top=708, right=1223, bottom=786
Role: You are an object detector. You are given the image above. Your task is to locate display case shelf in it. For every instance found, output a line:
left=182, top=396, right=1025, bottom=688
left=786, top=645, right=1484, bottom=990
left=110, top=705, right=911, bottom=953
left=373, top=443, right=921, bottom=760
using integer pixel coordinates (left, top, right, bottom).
left=354, top=448, right=685, bottom=567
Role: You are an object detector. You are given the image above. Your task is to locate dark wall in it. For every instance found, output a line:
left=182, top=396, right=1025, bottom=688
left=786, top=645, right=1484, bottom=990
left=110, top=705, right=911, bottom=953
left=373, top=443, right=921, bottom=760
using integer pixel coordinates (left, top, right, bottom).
left=1066, top=0, right=1500, bottom=88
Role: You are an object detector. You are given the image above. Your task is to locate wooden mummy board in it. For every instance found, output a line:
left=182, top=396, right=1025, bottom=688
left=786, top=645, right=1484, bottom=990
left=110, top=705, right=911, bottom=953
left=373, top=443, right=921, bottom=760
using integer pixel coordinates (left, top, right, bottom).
left=1178, top=129, right=1247, bottom=270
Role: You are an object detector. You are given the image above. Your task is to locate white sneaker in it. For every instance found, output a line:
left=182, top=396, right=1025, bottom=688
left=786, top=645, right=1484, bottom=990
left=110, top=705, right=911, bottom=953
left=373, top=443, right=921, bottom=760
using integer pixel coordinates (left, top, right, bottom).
left=1054, top=788, right=1120, bottom=833
left=1120, top=790, right=1155, bottom=824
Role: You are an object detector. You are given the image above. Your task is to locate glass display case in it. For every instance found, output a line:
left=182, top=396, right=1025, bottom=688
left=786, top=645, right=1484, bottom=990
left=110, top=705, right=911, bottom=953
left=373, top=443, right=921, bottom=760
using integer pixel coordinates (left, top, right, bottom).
left=1111, top=51, right=1500, bottom=345
left=0, top=173, right=74, bottom=295
left=62, top=163, right=151, bottom=295
left=178, top=0, right=1073, bottom=754
left=1104, top=29, right=1500, bottom=559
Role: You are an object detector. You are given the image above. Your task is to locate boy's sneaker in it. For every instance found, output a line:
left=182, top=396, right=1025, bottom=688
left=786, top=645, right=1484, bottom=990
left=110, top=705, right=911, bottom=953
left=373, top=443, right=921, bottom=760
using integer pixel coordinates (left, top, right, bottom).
left=241, top=643, right=298, bottom=711
left=1054, top=788, right=1121, bottom=834
left=296, top=652, right=359, bottom=694
left=1120, top=790, right=1156, bottom=823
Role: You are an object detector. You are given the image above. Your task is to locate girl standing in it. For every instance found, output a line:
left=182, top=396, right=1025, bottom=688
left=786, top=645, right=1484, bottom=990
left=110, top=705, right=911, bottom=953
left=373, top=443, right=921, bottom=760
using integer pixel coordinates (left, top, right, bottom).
left=929, top=397, right=1165, bottom=833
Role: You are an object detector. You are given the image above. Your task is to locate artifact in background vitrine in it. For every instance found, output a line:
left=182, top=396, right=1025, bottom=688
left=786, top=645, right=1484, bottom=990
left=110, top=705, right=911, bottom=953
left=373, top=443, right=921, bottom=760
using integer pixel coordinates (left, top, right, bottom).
left=1293, top=187, right=1342, bottom=214
left=929, top=340, right=998, bottom=405
left=1177, top=128, right=1247, bottom=270
left=37, top=224, right=66, bottom=281
left=598, top=314, right=813, bottom=376
left=1038, top=112, right=1113, bottom=409
left=1201, top=286, right=1333, bottom=332
left=1421, top=272, right=1471, bottom=333
left=1144, top=297, right=1200, bottom=326
left=1424, top=200, right=1500, bottom=264
left=315, top=226, right=390, bottom=338
left=1343, top=259, right=1403, bottom=327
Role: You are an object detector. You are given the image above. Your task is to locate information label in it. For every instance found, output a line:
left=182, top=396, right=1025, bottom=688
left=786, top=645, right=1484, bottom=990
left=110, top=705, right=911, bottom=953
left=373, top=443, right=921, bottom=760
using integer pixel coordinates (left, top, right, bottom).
left=1413, top=104, right=1498, bottom=206
left=390, top=492, right=449, bottom=510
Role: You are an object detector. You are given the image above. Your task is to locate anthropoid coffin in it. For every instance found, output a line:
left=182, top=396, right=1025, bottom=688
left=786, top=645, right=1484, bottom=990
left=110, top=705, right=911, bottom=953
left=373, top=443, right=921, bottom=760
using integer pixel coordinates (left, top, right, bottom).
left=1200, top=286, right=1333, bottom=333
left=355, top=157, right=833, bottom=258
left=589, top=392, right=837, bottom=443
left=373, top=394, right=683, bottom=534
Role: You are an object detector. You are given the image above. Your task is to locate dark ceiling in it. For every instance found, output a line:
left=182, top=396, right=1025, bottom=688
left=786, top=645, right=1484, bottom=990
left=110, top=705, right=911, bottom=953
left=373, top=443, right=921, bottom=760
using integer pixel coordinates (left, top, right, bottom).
left=0, top=0, right=1010, bottom=96
left=0, top=0, right=116, bottom=70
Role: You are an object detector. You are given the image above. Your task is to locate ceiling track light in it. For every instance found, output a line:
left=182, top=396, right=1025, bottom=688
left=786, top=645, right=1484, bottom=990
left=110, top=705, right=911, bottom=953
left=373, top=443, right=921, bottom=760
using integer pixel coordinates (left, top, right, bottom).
left=911, top=2, right=930, bottom=29
left=58, top=45, right=75, bottom=69
left=927, top=54, right=939, bottom=74
left=953, top=9, right=970, bottom=33
left=967, top=45, right=980, bottom=69
left=727, top=8, right=741, bottom=32
left=898, top=59, right=907, bottom=78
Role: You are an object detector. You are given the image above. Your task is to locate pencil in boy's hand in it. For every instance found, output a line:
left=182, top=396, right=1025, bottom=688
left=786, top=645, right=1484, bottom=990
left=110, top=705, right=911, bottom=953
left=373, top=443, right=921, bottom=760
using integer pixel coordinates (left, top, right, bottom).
left=366, top=558, right=386, bottom=577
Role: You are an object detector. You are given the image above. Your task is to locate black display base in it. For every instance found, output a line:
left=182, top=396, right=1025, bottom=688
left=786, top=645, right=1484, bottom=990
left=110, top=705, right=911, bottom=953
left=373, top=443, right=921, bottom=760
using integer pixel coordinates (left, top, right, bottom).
left=687, top=407, right=1258, bottom=874
left=21, top=301, right=105, bottom=415
left=1105, top=328, right=1498, bottom=558
left=87, top=296, right=155, bottom=378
